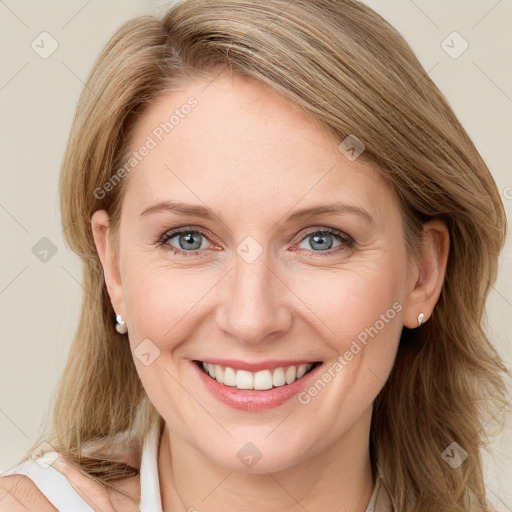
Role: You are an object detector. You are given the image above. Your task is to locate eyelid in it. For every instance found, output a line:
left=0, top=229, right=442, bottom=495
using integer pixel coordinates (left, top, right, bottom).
left=292, top=226, right=352, bottom=244
left=158, top=225, right=220, bottom=247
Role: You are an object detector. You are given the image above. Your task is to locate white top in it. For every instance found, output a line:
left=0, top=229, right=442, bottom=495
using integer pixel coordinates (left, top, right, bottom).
left=4, top=419, right=392, bottom=511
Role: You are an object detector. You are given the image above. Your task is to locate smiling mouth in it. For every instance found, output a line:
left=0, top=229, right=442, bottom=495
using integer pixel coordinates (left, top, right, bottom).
left=194, top=360, right=322, bottom=391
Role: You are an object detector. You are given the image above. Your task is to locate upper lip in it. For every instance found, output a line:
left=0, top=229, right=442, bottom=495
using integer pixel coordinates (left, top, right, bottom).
left=194, top=358, right=322, bottom=372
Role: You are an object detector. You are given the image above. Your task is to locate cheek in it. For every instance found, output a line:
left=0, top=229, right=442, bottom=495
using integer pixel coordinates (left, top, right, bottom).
left=120, top=247, right=234, bottom=376
left=123, top=260, right=202, bottom=343
left=296, top=254, right=406, bottom=346
left=294, top=254, right=406, bottom=412
left=290, top=257, right=405, bottom=430
left=120, top=256, right=212, bottom=423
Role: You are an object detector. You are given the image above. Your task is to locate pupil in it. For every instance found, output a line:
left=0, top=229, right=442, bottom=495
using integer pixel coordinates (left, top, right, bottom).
left=181, top=232, right=201, bottom=250
left=311, top=233, right=333, bottom=251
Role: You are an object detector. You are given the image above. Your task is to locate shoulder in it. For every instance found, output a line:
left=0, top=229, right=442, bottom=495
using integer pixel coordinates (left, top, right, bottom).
left=3, top=458, right=94, bottom=511
left=2, top=439, right=141, bottom=511
left=0, top=473, right=58, bottom=511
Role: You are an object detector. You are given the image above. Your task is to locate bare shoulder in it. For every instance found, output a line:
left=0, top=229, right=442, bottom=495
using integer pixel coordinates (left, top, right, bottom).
left=0, top=474, right=57, bottom=511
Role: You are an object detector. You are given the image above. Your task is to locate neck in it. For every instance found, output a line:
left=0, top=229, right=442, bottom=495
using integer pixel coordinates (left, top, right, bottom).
left=157, top=407, right=375, bottom=512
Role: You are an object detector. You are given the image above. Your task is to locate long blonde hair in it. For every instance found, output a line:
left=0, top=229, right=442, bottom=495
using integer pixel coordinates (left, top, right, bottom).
left=21, top=0, right=509, bottom=509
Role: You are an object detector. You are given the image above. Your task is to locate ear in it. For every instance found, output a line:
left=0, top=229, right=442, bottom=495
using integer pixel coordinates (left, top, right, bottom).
left=402, top=218, right=450, bottom=328
left=91, top=210, right=126, bottom=320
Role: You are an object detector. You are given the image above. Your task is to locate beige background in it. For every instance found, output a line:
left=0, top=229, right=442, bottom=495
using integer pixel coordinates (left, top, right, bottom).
left=1, top=0, right=511, bottom=508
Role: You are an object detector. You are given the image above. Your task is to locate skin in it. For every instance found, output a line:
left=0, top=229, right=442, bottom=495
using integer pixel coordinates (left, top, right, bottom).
left=0, top=69, right=449, bottom=511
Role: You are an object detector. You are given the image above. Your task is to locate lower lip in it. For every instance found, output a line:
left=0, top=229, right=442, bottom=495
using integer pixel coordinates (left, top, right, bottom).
left=191, top=360, right=324, bottom=412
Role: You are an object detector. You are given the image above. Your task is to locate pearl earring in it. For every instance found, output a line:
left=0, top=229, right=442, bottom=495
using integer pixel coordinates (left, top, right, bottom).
left=417, top=312, right=425, bottom=327
left=115, top=314, right=128, bottom=334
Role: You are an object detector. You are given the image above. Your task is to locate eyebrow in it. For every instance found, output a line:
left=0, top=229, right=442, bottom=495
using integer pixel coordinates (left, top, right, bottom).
left=140, top=200, right=375, bottom=225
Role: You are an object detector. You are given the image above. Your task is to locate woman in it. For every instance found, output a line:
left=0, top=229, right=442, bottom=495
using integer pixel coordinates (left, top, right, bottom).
left=1, top=0, right=509, bottom=510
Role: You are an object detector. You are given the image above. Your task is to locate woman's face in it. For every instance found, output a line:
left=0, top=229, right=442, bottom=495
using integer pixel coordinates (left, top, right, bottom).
left=94, top=70, right=420, bottom=473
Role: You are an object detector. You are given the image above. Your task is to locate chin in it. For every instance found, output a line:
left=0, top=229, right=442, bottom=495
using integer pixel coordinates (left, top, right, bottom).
left=196, top=434, right=316, bottom=475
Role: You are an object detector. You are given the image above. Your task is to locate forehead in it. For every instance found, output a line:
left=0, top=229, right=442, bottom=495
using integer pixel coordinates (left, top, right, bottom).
left=121, top=71, right=396, bottom=225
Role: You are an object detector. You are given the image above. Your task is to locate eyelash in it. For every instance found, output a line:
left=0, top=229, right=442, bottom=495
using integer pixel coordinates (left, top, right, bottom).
left=156, top=226, right=355, bottom=257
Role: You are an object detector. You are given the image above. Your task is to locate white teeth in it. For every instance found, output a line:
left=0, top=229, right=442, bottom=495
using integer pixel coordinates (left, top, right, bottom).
left=223, top=366, right=237, bottom=387
left=272, top=367, right=286, bottom=387
left=296, top=364, right=308, bottom=379
left=201, top=362, right=316, bottom=390
left=285, top=366, right=296, bottom=384
left=236, top=370, right=254, bottom=390
left=214, top=365, right=224, bottom=382
left=253, top=370, right=273, bottom=390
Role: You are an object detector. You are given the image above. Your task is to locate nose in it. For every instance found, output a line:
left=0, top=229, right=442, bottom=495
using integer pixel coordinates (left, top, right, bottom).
left=215, top=251, right=293, bottom=346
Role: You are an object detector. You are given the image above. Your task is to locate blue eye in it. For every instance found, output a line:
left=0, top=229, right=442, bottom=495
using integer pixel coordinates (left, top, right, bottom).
left=157, top=226, right=354, bottom=257
left=296, top=228, right=352, bottom=253
left=158, top=229, right=212, bottom=255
